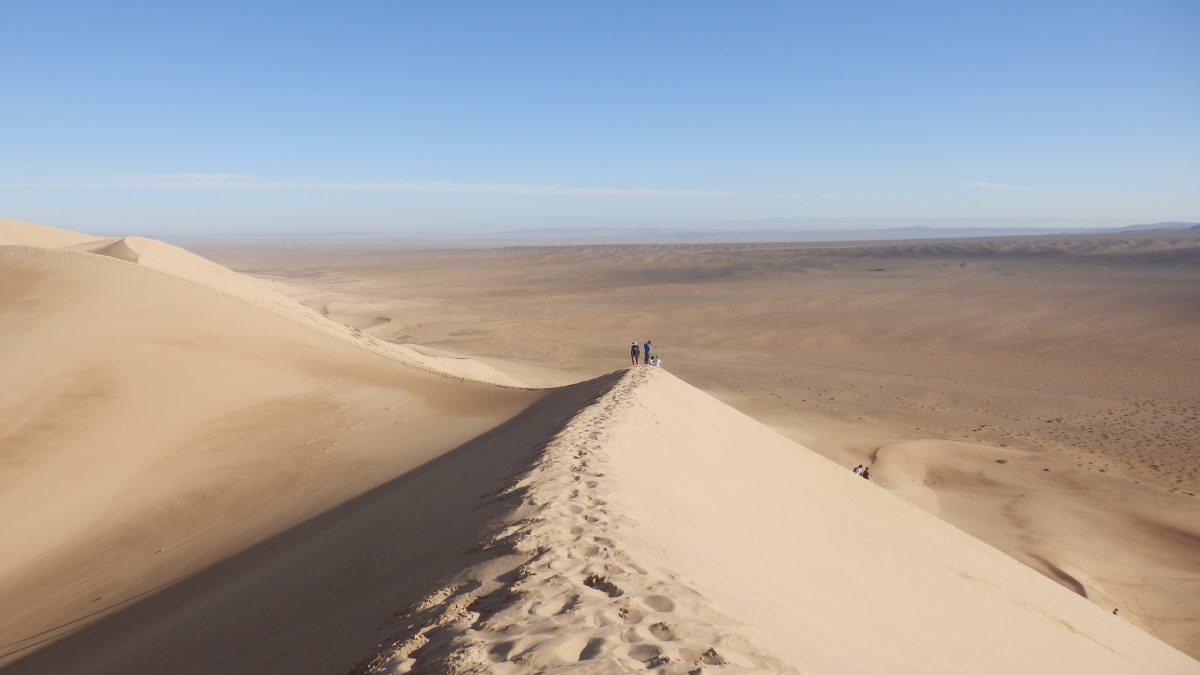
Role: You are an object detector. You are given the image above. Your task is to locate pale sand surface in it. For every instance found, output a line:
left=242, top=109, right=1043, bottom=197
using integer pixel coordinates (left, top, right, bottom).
left=1, top=219, right=1197, bottom=672
left=0, top=221, right=535, bottom=668
left=197, top=232, right=1200, bottom=658
left=352, top=367, right=1196, bottom=674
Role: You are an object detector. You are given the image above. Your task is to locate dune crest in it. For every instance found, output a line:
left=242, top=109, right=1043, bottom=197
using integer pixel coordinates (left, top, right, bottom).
left=352, top=368, right=1198, bottom=674
left=355, top=369, right=791, bottom=674
left=83, top=237, right=142, bottom=263
left=1, top=220, right=522, bottom=387
left=0, top=218, right=96, bottom=248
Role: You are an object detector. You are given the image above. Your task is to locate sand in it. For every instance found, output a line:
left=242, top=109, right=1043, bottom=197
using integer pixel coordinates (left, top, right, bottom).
left=352, top=367, right=1196, bottom=674
left=196, top=232, right=1200, bottom=658
left=1, top=219, right=1198, bottom=673
left=0, top=221, right=535, bottom=669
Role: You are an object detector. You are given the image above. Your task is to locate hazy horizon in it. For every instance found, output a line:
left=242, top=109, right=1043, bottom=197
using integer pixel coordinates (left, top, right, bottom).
left=104, top=217, right=1197, bottom=245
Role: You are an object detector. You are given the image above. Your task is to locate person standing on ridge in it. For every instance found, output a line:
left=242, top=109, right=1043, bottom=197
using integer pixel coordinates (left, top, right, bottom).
left=643, top=340, right=652, bottom=365
left=630, top=341, right=640, bottom=366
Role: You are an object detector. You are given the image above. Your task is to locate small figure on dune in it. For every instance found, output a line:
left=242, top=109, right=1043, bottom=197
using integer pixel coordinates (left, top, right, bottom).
left=1113, top=608, right=1119, bottom=616
left=644, top=340, right=652, bottom=365
left=630, top=341, right=640, bottom=366
left=852, top=464, right=864, bottom=476
left=861, top=466, right=871, bottom=481
left=652, top=355, right=662, bottom=367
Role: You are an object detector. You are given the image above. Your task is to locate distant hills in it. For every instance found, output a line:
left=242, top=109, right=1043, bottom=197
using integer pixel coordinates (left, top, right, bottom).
left=1118, top=221, right=1200, bottom=232
left=494, top=221, right=1200, bottom=245
left=531, top=222, right=1200, bottom=245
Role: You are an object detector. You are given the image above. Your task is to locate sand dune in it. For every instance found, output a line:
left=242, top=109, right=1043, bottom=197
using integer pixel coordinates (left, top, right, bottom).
left=352, top=368, right=1197, bottom=673
left=10, top=361, right=1194, bottom=673
left=2, top=374, right=615, bottom=674
left=199, top=232, right=1200, bottom=657
left=2, top=220, right=1198, bottom=672
left=0, top=218, right=96, bottom=248
left=0, top=222, right=535, bottom=667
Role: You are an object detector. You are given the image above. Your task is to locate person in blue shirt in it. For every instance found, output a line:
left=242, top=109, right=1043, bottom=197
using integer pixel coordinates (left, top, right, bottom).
left=643, top=340, right=652, bottom=365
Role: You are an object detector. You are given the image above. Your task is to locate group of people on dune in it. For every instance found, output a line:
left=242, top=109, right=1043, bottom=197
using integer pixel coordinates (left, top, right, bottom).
left=630, top=340, right=661, bottom=367
left=852, top=464, right=872, bottom=481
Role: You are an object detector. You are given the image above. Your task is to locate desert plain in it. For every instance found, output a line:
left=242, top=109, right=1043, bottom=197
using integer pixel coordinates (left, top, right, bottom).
left=1, top=218, right=1198, bottom=674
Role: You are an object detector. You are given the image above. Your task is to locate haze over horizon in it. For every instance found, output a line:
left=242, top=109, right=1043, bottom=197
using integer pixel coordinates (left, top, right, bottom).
left=3, top=1, right=1198, bottom=236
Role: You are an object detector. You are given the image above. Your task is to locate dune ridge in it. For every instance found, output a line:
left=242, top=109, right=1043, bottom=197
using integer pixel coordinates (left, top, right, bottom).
left=353, top=368, right=792, bottom=674
left=1, top=220, right=522, bottom=387
left=0, top=218, right=96, bottom=248
left=351, top=368, right=1198, bottom=674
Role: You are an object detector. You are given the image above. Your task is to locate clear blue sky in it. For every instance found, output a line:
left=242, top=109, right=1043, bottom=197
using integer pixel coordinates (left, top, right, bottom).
left=2, top=1, right=1197, bottom=235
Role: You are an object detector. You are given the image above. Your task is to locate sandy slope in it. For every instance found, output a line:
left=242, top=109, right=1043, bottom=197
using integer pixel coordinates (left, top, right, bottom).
left=1, top=220, right=524, bottom=387
left=2, top=375, right=618, bottom=674
left=202, top=234, right=1200, bottom=655
left=352, top=368, right=1197, bottom=673
left=0, top=222, right=536, bottom=666
left=0, top=218, right=96, bottom=248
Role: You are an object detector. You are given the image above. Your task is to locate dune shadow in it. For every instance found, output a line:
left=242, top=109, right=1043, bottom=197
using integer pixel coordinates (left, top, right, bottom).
left=1025, top=553, right=1089, bottom=598
left=1, top=371, right=626, bottom=675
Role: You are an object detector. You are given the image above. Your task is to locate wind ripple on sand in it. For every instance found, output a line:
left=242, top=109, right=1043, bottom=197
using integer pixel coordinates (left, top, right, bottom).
left=352, top=368, right=791, bottom=674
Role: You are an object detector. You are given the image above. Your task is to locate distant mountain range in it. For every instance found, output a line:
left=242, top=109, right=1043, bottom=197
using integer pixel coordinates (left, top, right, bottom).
left=1117, top=221, right=1200, bottom=232
left=493, top=221, right=1200, bottom=244
left=489, top=222, right=1200, bottom=245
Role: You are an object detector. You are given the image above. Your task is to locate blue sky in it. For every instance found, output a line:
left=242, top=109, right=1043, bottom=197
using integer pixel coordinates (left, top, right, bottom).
left=1, top=1, right=1197, bottom=235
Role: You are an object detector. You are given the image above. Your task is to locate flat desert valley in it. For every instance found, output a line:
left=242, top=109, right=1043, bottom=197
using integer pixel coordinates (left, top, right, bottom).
left=2, top=218, right=1199, bottom=674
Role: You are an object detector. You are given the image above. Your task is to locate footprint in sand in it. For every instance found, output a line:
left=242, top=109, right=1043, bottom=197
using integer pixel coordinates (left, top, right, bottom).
left=621, top=626, right=645, bottom=643
left=640, top=595, right=675, bottom=612
left=648, top=621, right=677, bottom=640
left=578, top=637, right=606, bottom=660
left=583, top=573, right=624, bottom=597
left=628, top=643, right=669, bottom=667
left=617, top=604, right=644, bottom=624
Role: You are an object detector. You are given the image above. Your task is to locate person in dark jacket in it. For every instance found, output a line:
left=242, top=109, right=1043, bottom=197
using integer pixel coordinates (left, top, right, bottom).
left=630, top=341, right=640, bottom=365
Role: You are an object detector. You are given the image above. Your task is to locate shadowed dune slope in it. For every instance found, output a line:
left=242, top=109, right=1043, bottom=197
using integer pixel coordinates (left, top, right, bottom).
left=1, top=374, right=621, bottom=674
